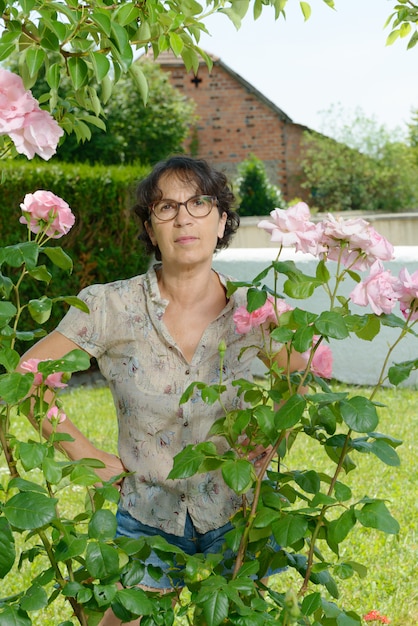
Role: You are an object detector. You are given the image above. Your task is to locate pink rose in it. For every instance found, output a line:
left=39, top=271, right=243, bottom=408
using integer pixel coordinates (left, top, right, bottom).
left=47, top=406, right=67, bottom=424
left=20, top=358, right=43, bottom=385
left=20, top=190, right=75, bottom=239
left=394, top=267, right=418, bottom=321
left=311, top=343, right=333, bottom=379
left=301, top=336, right=333, bottom=379
left=20, top=358, right=67, bottom=389
left=258, top=202, right=323, bottom=255
left=0, top=68, right=63, bottom=160
left=9, top=109, right=64, bottom=160
left=234, top=296, right=293, bottom=334
left=0, top=68, right=36, bottom=133
left=319, top=215, right=394, bottom=271
left=350, top=261, right=398, bottom=315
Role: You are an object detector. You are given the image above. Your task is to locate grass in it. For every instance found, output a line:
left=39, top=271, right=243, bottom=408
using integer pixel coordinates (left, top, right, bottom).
left=1, top=383, right=417, bottom=625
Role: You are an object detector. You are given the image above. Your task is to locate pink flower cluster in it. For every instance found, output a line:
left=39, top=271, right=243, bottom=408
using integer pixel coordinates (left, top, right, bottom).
left=20, top=190, right=75, bottom=239
left=233, top=295, right=293, bottom=334
left=233, top=297, right=333, bottom=379
left=258, top=203, right=394, bottom=271
left=0, top=68, right=63, bottom=160
left=258, top=203, right=418, bottom=322
left=351, top=263, right=418, bottom=321
left=363, top=609, right=390, bottom=623
left=20, top=358, right=68, bottom=389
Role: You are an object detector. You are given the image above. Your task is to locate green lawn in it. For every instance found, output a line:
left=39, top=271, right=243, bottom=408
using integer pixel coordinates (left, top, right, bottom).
left=1, top=383, right=417, bottom=625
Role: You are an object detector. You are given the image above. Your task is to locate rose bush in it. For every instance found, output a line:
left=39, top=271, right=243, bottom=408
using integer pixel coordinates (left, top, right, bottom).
left=1, top=69, right=417, bottom=625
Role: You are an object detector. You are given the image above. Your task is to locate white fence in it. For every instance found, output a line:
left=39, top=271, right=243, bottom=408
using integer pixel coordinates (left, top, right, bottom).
left=213, top=246, right=418, bottom=387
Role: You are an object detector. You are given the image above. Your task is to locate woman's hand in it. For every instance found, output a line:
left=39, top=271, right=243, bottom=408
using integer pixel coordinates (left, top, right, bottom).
left=94, top=451, right=128, bottom=489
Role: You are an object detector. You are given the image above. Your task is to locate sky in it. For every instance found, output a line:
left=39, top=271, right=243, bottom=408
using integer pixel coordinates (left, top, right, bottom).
left=198, top=0, right=417, bottom=136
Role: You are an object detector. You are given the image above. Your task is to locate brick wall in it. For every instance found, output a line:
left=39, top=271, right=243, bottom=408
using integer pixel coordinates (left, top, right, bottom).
left=155, top=53, right=309, bottom=202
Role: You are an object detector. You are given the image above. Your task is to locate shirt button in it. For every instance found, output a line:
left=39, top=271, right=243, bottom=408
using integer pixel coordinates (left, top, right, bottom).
left=185, top=369, right=190, bottom=375
left=180, top=493, right=186, bottom=502
left=183, top=421, right=189, bottom=427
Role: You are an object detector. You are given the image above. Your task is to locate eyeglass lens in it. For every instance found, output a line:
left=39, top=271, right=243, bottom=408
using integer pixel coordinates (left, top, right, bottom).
left=152, top=195, right=215, bottom=220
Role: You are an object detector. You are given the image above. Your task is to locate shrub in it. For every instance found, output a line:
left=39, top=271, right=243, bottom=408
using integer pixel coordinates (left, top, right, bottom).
left=236, top=154, right=286, bottom=216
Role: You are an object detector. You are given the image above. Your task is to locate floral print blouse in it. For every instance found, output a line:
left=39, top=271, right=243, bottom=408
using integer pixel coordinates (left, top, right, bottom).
left=56, top=265, right=272, bottom=536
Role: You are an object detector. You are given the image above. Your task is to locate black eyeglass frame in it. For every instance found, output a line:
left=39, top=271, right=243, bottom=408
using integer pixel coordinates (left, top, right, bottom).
left=150, top=195, right=217, bottom=222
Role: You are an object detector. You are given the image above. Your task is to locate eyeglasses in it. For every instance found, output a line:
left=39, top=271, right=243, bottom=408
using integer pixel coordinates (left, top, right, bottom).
left=150, top=195, right=217, bottom=221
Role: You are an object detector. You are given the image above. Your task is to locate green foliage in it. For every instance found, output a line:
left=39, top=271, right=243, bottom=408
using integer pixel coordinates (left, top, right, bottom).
left=236, top=154, right=286, bottom=216
left=0, top=161, right=150, bottom=340
left=385, top=2, right=418, bottom=49
left=55, top=60, right=196, bottom=165
left=0, top=0, right=336, bottom=139
left=300, top=130, right=418, bottom=212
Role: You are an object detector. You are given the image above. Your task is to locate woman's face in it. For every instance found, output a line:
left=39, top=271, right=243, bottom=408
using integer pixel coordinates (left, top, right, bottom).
left=145, top=172, right=227, bottom=268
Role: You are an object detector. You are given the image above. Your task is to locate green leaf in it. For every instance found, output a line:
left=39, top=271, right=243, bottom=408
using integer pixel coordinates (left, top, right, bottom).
left=0, top=372, right=33, bottom=403
left=0, top=607, right=31, bottom=626
left=293, top=470, right=320, bottom=494
left=114, top=2, right=140, bottom=26
left=253, top=404, right=276, bottom=440
left=221, top=459, right=255, bottom=494
left=0, top=517, right=15, bottom=578
left=3, top=492, right=58, bottom=530
left=353, top=314, right=380, bottom=341
left=272, top=514, right=308, bottom=546
left=115, top=587, right=154, bottom=615
left=315, top=311, right=349, bottom=340
left=89, top=509, right=118, bottom=540
left=301, top=591, right=321, bottom=615
left=89, top=51, right=111, bottom=82
left=369, top=439, right=400, bottom=466
left=28, top=296, right=52, bottom=324
left=201, top=588, right=229, bottom=626
left=340, top=396, right=379, bottom=432
left=168, top=445, right=204, bottom=479
left=55, top=295, right=89, bottom=313
left=275, top=394, right=306, bottom=429
left=388, top=358, right=418, bottom=386
left=300, top=1, right=311, bottom=21
left=25, top=47, right=45, bottom=77
left=128, top=63, right=148, bottom=105
left=356, top=500, right=399, bottom=534
left=19, top=441, right=47, bottom=472
left=28, top=264, right=52, bottom=284
left=91, top=10, right=112, bottom=36
left=0, top=242, right=39, bottom=269
left=55, top=535, right=87, bottom=561
left=327, top=508, right=356, bottom=546
left=0, top=301, right=17, bottom=328
left=0, top=347, right=20, bottom=372
left=41, top=246, right=73, bottom=271
left=68, top=56, right=89, bottom=90
left=86, top=541, right=120, bottom=578
left=292, top=324, right=315, bottom=353
left=20, top=583, right=48, bottom=611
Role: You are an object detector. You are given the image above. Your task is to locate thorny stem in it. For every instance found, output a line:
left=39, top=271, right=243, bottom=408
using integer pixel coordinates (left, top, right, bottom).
left=300, top=429, right=352, bottom=595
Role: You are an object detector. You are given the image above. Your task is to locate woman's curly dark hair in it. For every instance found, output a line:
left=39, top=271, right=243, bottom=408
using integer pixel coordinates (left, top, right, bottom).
left=132, top=155, right=240, bottom=261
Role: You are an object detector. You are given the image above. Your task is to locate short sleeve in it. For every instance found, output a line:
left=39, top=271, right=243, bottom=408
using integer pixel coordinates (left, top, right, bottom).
left=55, top=284, right=107, bottom=358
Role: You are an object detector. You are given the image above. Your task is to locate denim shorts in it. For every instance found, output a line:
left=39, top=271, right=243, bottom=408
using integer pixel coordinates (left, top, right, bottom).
left=116, top=507, right=283, bottom=589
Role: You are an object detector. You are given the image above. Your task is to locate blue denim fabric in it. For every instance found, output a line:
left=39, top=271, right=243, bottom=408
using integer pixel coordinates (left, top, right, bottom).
left=116, top=507, right=283, bottom=590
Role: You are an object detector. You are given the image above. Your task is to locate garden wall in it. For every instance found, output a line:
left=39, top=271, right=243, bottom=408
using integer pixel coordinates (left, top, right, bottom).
left=212, top=246, right=418, bottom=387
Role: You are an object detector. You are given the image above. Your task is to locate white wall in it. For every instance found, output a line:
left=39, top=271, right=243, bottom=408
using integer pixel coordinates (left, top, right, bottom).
left=213, top=247, right=418, bottom=387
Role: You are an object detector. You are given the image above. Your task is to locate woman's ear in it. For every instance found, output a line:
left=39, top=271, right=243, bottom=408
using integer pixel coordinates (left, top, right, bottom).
left=145, top=220, right=157, bottom=246
left=217, top=212, right=227, bottom=240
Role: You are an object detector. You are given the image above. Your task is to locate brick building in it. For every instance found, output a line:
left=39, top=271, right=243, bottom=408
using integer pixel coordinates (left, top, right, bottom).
left=147, top=50, right=310, bottom=202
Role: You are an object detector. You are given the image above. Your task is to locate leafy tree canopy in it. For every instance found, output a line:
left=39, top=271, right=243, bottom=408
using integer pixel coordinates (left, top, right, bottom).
left=55, top=59, right=196, bottom=165
left=0, top=0, right=409, bottom=145
left=236, top=154, right=286, bottom=216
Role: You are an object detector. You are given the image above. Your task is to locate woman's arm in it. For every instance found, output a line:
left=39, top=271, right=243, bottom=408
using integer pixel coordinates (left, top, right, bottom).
left=17, top=330, right=126, bottom=484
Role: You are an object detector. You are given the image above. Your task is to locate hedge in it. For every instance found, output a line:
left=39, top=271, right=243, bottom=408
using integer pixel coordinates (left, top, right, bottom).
left=0, top=160, right=151, bottom=344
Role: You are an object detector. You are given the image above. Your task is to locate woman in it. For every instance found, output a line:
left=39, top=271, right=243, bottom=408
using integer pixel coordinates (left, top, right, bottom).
left=19, top=156, right=306, bottom=625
